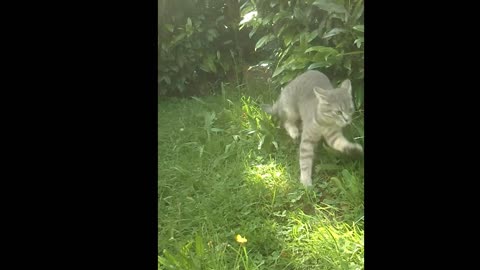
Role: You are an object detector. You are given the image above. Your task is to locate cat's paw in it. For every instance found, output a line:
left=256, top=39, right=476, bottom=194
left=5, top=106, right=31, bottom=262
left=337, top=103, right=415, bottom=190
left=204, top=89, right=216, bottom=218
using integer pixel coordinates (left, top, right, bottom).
left=346, top=143, right=363, bottom=159
left=300, top=177, right=313, bottom=187
left=286, top=126, right=299, bottom=140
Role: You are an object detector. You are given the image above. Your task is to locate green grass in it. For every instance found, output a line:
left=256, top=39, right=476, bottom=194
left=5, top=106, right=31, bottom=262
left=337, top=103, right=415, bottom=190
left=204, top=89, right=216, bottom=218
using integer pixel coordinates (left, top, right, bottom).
left=158, top=83, right=364, bottom=269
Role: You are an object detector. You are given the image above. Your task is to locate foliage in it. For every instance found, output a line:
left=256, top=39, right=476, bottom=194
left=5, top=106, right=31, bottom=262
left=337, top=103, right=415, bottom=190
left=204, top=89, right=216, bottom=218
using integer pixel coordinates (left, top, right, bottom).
left=158, top=0, right=252, bottom=97
left=240, top=0, right=364, bottom=108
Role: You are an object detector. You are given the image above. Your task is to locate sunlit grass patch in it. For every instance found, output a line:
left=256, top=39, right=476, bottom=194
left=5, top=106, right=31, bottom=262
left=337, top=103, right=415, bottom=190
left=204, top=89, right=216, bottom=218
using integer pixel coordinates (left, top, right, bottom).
left=278, top=211, right=364, bottom=269
left=159, top=83, right=364, bottom=269
left=244, top=160, right=290, bottom=191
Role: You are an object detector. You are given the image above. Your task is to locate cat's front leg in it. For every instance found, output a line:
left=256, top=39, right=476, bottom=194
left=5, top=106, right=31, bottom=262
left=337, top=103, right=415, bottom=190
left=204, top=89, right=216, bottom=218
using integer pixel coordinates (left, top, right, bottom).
left=299, top=134, right=318, bottom=186
left=324, top=129, right=363, bottom=158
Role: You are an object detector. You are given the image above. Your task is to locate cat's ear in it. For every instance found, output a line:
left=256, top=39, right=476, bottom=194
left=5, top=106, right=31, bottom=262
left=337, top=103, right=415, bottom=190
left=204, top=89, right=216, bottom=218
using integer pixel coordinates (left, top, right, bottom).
left=340, top=79, right=352, bottom=95
left=313, top=87, right=329, bottom=104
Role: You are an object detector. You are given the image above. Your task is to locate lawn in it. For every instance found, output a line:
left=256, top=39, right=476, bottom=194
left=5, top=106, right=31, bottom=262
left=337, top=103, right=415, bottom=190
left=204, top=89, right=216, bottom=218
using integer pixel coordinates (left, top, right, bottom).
left=158, top=83, right=364, bottom=269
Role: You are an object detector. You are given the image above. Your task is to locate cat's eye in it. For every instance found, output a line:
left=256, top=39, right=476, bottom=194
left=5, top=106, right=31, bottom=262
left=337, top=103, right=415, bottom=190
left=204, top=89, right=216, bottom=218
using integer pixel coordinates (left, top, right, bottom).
left=335, top=111, right=342, bottom=115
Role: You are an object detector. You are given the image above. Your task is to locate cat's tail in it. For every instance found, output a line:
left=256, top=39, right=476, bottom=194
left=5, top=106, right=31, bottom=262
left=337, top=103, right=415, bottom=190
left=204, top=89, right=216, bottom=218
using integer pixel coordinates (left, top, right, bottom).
left=261, top=103, right=278, bottom=116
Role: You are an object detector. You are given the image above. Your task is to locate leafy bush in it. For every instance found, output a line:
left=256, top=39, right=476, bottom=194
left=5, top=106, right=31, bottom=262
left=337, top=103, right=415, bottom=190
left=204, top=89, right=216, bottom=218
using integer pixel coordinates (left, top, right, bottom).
left=240, top=0, right=364, bottom=108
left=159, top=0, right=250, bottom=97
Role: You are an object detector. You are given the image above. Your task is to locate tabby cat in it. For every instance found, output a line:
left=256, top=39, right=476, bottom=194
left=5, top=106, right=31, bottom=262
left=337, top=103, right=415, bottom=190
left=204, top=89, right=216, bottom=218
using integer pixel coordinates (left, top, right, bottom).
left=262, top=70, right=363, bottom=186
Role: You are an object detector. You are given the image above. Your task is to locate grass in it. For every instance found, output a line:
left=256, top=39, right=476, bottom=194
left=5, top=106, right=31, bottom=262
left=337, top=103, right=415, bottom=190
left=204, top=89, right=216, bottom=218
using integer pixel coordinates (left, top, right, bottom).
left=158, top=82, right=364, bottom=269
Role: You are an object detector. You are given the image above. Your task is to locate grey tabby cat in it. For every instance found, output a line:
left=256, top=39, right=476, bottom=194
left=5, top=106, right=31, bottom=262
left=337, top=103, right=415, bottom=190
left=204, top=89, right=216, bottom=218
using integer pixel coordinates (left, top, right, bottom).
left=262, top=70, right=363, bottom=186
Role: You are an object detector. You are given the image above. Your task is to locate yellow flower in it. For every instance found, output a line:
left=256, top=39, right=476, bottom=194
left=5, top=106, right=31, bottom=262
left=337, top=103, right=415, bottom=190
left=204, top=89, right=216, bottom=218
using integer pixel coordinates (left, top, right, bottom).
left=235, top=234, right=247, bottom=244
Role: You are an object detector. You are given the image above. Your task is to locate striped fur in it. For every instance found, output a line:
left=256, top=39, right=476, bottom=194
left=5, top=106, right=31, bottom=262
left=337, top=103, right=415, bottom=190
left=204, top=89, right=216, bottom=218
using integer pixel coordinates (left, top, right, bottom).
left=262, top=70, right=363, bottom=186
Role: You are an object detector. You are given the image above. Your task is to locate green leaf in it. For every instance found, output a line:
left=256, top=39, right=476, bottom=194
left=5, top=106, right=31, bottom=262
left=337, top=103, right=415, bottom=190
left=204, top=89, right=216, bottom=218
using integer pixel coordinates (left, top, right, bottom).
left=240, top=10, right=257, bottom=25
left=354, top=37, right=364, bottom=48
left=330, top=177, right=347, bottom=193
left=354, top=84, right=364, bottom=109
left=258, top=135, right=265, bottom=150
left=351, top=1, right=365, bottom=21
left=313, top=0, right=347, bottom=14
left=311, top=52, right=341, bottom=64
left=261, top=14, right=273, bottom=26
left=305, top=46, right=338, bottom=54
left=341, top=169, right=354, bottom=182
left=353, top=25, right=364, bottom=32
left=308, top=62, right=330, bottom=70
left=322, top=28, right=347, bottom=38
left=272, top=141, right=278, bottom=150
left=240, top=1, right=254, bottom=14
left=293, top=7, right=305, bottom=21
left=249, top=27, right=257, bottom=38
left=280, top=72, right=297, bottom=85
left=289, top=58, right=309, bottom=70
left=208, top=61, right=217, bottom=73
left=307, top=30, right=319, bottom=42
left=272, top=66, right=285, bottom=78
left=343, top=57, right=352, bottom=74
left=299, top=32, right=308, bottom=48
left=164, top=24, right=174, bottom=32
left=255, top=34, right=275, bottom=51
left=186, top=18, right=193, bottom=36
left=277, top=24, right=288, bottom=37
left=171, top=33, right=186, bottom=46
left=273, top=11, right=290, bottom=23
left=330, top=12, right=347, bottom=22
left=312, top=51, right=339, bottom=65
left=201, top=54, right=217, bottom=73
left=283, top=31, right=296, bottom=46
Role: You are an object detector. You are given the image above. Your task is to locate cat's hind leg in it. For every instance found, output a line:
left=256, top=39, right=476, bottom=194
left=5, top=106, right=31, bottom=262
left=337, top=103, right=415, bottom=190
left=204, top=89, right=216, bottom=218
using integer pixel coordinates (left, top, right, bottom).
left=298, top=127, right=320, bottom=187
left=284, top=122, right=299, bottom=140
left=279, top=109, right=300, bottom=140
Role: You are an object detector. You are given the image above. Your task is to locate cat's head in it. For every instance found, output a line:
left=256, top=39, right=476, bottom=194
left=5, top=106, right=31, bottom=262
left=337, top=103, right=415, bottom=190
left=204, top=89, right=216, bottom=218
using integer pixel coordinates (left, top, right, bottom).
left=313, top=79, right=355, bottom=127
